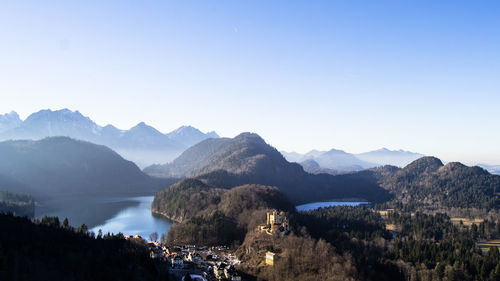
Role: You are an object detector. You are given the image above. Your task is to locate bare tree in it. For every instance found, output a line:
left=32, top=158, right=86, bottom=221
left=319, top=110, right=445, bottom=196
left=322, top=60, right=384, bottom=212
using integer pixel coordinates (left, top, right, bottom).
left=149, top=231, right=158, bottom=242
left=160, top=233, right=167, bottom=245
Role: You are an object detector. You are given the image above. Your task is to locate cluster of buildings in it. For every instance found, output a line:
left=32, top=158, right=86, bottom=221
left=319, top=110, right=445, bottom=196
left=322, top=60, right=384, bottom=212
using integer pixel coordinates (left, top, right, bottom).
left=143, top=242, right=242, bottom=280
left=257, top=210, right=290, bottom=234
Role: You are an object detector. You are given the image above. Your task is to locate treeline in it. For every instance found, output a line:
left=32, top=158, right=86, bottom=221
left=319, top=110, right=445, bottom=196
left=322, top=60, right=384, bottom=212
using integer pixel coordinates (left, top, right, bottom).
left=0, top=213, right=169, bottom=281
left=385, top=212, right=500, bottom=280
left=237, top=206, right=500, bottom=281
left=0, top=190, right=34, bottom=218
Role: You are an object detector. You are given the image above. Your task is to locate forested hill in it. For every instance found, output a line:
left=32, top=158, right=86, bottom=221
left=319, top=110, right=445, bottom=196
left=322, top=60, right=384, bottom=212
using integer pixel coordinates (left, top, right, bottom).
left=152, top=179, right=295, bottom=223
left=373, top=156, right=500, bottom=210
left=145, top=133, right=392, bottom=204
left=152, top=179, right=295, bottom=245
left=0, top=137, right=173, bottom=200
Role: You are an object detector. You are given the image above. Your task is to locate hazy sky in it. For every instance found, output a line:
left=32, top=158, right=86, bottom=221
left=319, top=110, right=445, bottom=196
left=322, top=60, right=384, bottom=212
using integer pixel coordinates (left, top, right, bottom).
left=1, top=1, right=499, bottom=164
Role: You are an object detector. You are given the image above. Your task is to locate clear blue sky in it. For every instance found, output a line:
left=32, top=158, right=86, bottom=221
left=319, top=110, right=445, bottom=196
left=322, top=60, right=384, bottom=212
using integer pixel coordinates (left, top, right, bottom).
left=1, top=1, right=499, bottom=164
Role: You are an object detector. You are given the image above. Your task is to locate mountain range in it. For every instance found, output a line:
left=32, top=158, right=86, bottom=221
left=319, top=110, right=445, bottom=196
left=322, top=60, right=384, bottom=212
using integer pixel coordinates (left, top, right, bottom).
left=148, top=132, right=500, bottom=210
left=0, top=109, right=218, bottom=167
left=281, top=147, right=425, bottom=174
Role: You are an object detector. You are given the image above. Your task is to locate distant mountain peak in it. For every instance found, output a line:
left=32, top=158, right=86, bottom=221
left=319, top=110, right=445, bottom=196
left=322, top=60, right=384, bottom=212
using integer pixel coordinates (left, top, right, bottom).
left=373, top=147, right=411, bottom=153
left=129, top=122, right=160, bottom=133
left=206, top=131, right=219, bottom=138
left=170, top=125, right=202, bottom=135
left=325, top=148, right=348, bottom=154
left=177, top=125, right=196, bottom=130
left=166, top=125, right=220, bottom=148
left=103, top=124, right=118, bottom=130
left=0, top=111, right=22, bottom=133
left=169, top=126, right=219, bottom=138
left=2, top=111, right=20, bottom=117
left=24, top=108, right=93, bottom=124
left=0, top=109, right=218, bottom=167
left=0, top=111, right=21, bottom=120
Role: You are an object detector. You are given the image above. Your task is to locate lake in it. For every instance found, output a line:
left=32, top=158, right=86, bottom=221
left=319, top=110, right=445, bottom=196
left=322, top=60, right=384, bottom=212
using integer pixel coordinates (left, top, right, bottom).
left=296, top=201, right=370, bottom=211
left=90, top=196, right=173, bottom=238
left=36, top=195, right=173, bottom=239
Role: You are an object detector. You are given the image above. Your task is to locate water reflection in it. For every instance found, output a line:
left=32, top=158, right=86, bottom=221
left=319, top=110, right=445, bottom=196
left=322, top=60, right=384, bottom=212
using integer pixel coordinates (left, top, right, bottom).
left=91, top=196, right=172, bottom=238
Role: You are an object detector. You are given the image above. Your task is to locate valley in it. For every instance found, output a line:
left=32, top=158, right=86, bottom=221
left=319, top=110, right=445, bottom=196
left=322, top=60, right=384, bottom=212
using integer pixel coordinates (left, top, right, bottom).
left=3, top=2, right=500, bottom=280
left=0, top=115, right=499, bottom=281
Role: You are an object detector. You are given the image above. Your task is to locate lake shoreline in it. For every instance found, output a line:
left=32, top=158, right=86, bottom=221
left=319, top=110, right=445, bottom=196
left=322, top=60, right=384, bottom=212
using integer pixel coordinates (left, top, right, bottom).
left=296, top=201, right=371, bottom=212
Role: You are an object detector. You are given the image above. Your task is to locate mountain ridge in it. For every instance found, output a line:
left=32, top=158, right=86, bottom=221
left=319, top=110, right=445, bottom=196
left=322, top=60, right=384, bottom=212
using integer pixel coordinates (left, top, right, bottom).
left=0, top=109, right=218, bottom=167
left=147, top=132, right=499, bottom=211
left=282, top=147, right=425, bottom=173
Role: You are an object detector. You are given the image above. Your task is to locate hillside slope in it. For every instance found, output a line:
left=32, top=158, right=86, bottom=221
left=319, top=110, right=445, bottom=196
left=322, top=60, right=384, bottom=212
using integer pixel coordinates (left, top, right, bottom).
left=0, top=137, right=170, bottom=200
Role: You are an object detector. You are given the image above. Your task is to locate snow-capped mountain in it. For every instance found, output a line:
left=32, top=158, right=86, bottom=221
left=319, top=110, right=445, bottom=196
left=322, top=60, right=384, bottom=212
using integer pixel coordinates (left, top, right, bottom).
left=0, top=109, right=218, bottom=167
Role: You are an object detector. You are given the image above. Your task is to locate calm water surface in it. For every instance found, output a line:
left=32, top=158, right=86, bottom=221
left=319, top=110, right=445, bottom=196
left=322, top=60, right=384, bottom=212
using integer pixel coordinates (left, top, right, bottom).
left=91, top=196, right=172, bottom=238
left=296, top=201, right=370, bottom=211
